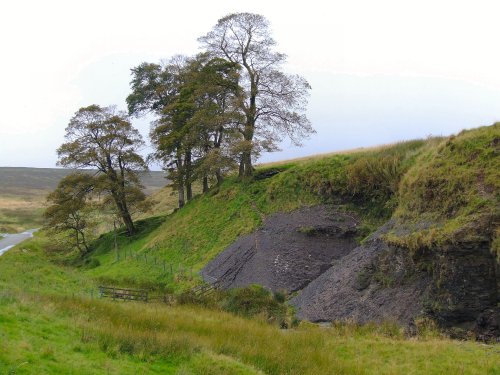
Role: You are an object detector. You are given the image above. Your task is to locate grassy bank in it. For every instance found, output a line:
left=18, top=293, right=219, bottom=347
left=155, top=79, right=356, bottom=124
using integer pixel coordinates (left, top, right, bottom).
left=21, top=125, right=495, bottom=293
left=1, top=289, right=498, bottom=375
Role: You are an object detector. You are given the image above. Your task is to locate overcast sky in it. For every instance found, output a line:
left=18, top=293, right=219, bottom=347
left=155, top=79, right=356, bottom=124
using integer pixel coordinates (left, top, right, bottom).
left=1, top=0, right=500, bottom=168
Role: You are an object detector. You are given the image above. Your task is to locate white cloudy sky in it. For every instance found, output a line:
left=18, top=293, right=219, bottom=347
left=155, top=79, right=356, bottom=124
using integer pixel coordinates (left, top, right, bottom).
left=1, top=0, right=500, bottom=168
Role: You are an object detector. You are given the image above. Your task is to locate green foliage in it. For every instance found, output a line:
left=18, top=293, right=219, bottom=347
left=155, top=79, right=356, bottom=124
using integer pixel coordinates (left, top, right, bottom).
left=219, top=285, right=290, bottom=327
left=44, top=172, right=97, bottom=255
left=200, top=13, right=314, bottom=177
left=129, top=55, right=242, bottom=208
left=57, top=105, right=148, bottom=235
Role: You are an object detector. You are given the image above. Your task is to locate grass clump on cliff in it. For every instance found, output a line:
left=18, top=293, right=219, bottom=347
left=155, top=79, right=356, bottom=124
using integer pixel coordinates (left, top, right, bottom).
left=267, top=139, right=427, bottom=220
left=387, top=124, right=500, bottom=255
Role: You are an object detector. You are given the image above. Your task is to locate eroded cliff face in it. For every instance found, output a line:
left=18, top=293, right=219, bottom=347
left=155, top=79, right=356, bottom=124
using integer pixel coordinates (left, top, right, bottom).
left=290, top=224, right=433, bottom=325
left=201, top=205, right=360, bottom=293
left=291, top=223, right=499, bottom=339
left=423, top=241, right=499, bottom=339
left=203, top=205, right=499, bottom=339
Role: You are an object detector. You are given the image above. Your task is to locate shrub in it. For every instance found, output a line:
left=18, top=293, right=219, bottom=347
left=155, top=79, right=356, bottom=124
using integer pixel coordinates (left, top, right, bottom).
left=219, top=285, right=290, bottom=327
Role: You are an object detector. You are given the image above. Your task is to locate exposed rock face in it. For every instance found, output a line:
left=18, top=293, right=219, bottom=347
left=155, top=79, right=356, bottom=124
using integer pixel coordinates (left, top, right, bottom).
left=290, top=225, right=433, bottom=324
left=201, top=205, right=359, bottom=292
left=291, top=223, right=499, bottom=339
left=425, top=241, right=499, bottom=339
left=203, top=205, right=499, bottom=339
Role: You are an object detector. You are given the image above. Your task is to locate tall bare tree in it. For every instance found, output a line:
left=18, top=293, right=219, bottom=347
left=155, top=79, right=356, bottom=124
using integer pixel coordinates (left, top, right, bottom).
left=57, top=105, right=148, bottom=235
left=199, top=12, right=314, bottom=177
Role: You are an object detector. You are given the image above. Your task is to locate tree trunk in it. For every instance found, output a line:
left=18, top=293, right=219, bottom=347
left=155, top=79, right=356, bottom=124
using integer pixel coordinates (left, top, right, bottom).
left=215, top=170, right=223, bottom=185
left=243, top=151, right=253, bottom=177
left=241, top=123, right=254, bottom=177
left=178, top=185, right=185, bottom=208
left=185, top=150, right=193, bottom=201
left=121, top=211, right=135, bottom=235
left=238, top=158, right=245, bottom=178
left=111, top=192, right=135, bottom=235
left=203, top=175, right=209, bottom=193
left=80, top=230, right=89, bottom=254
left=74, top=229, right=83, bottom=254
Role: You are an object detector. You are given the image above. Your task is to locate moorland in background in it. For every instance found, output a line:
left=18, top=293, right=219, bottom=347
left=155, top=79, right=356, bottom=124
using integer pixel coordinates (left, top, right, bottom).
left=0, top=167, right=167, bottom=233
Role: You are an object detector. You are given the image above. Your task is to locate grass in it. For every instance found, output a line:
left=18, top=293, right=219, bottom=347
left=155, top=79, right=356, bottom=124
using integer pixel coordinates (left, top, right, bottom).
left=386, top=124, right=500, bottom=255
left=0, top=192, right=46, bottom=233
left=1, top=289, right=498, bottom=375
left=34, top=126, right=496, bottom=292
left=1, top=125, right=499, bottom=373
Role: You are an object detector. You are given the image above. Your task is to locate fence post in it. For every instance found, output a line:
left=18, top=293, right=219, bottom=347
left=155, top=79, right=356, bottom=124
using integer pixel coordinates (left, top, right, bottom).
left=114, top=220, right=119, bottom=262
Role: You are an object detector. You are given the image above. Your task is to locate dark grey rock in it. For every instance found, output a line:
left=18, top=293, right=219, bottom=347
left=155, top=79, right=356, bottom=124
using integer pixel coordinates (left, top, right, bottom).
left=201, top=205, right=359, bottom=292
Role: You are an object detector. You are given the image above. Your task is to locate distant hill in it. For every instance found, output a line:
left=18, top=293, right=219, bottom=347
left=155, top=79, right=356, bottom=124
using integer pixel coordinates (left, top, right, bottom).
left=0, top=167, right=168, bottom=195
left=0, top=167, right=168, bottom=233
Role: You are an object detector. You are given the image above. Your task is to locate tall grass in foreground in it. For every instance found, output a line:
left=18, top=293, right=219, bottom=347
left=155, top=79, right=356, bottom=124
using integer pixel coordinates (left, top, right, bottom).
left=3, top=291, right=496, bottom=375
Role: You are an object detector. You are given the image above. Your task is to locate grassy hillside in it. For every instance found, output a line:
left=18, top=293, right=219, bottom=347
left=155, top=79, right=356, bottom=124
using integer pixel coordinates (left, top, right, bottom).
left=1, top=243, right=498, bottom=374
left=22, top=124, right=495, bottom=293
left=1, top=124, right=499, bottom=373
left=72, top=138, right=431, bottom=291
left=388, top=124, right=500, bottom=256
left=0, top=167, right=167, bottom=233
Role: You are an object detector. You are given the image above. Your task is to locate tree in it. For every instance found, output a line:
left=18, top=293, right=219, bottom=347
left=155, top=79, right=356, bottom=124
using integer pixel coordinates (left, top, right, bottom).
left=57, top=105, right=148, bottom=235
left=128, top=54, right=241, bottom=207
left=181, top=55, right=242, bottom=190
left=199, top=12, right=314, bottom=177
left=44, top=173, right=95, bottom=255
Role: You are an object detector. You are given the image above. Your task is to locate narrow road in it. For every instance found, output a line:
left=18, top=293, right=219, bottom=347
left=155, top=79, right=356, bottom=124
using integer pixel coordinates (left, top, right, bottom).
left=0, top=229, right=37, bottom=256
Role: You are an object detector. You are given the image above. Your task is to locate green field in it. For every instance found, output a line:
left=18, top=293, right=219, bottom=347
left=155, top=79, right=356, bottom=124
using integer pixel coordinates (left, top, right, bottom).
left=1, top=240, right=498, bottom=374
left=1, top=125, right=499, bottom=374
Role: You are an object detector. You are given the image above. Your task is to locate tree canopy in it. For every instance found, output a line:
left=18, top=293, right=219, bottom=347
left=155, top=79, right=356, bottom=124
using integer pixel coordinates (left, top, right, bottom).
left=126, top=12, right=313, bottom=208
left=57, top=105, right=148, bottom=234
left=44, top=173, right=96, bottom=255
left=199, top=12, right=314, bottom=176
left=128, top=54, right=242, bottom=207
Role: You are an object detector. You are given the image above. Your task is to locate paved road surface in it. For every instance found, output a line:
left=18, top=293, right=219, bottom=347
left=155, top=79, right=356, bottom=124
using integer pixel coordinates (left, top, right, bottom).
left=0, top=229, right=37, bottom=256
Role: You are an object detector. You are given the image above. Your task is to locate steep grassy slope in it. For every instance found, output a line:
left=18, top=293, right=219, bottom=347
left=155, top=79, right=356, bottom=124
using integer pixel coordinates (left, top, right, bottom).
left=388, top=124, right=499, bottom=255
left=77, top=138, right=432, bottom=291
left=5, top=125, right=496, bottom=295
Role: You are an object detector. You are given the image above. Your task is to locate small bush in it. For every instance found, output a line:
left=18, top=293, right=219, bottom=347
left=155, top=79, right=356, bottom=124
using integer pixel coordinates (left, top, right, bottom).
left=219, top=285, right=290, bottom=327
left=82, top=257, right=100, bottom=269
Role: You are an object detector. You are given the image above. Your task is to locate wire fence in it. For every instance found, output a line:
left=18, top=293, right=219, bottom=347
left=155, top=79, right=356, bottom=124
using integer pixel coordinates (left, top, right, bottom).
left=112, top=247, right=197, bottom=281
